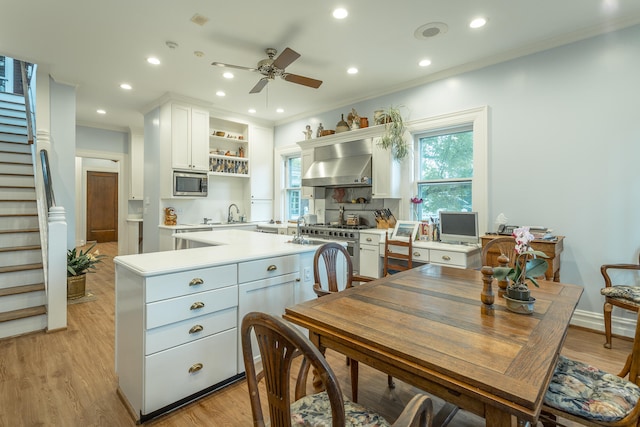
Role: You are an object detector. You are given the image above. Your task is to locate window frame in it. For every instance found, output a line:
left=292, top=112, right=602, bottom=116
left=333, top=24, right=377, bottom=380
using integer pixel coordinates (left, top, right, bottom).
left=407, top=106, right=488, bottom=236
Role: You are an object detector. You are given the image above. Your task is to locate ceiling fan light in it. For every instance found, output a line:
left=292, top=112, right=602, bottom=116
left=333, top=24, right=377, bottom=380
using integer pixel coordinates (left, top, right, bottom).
left=333, top=8, right=348, bottom=19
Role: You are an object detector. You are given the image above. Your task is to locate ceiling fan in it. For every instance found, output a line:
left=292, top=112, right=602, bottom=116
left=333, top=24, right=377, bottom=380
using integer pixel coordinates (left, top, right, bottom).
left=212, top=47, right=323, bottom=94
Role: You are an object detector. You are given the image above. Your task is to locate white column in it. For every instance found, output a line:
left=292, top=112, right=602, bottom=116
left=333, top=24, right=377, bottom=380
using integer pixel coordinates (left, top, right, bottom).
left=47, top=206, right=67, bottom=331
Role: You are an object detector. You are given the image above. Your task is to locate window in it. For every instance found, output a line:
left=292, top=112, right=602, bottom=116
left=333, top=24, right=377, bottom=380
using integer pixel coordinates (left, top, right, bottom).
left=284, top=155, right=309, bottom=220
left=415, top=125, right=474, bottom=219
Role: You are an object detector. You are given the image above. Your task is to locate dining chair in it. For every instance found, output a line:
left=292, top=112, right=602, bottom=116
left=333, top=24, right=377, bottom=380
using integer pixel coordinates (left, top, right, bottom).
left=313, top=242, right=391, bottom=403
left=540, top=308, right=640, bottom=426
left=599, top=254, right=640, bottom=349
left=241, top=311, right=434, bottom=427
left=480, top=236, right=517, bottom=268
left=383, top=233, right=413, bottom=276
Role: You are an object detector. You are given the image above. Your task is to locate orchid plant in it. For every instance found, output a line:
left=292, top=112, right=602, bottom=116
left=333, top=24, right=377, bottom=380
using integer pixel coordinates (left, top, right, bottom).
left=410, top=197, right=423, bottom=221
left=492, top=226, right=549, bottom=288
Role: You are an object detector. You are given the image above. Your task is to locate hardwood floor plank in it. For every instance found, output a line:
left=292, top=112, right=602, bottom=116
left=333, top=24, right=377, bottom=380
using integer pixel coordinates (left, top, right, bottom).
left=0, top=241, right=632, bottom=426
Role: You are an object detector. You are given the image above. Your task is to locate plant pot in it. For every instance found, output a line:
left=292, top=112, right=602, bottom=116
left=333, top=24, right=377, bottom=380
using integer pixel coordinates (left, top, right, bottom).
left=504, top=295, right=536, bottom=314
left=67, top=274, right=87, bottom=299
left=506, top=284, right=530, bottom=301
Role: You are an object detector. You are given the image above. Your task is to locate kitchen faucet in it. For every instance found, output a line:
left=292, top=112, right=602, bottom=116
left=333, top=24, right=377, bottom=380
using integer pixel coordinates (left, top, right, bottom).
left=228, top=204, right=240, bottom=223
left=292, top=216, right=305, bottom=244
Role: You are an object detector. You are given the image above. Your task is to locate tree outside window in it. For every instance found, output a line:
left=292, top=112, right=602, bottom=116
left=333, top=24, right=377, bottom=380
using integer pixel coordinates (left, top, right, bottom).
left=416, top=127, right=473, bottom=219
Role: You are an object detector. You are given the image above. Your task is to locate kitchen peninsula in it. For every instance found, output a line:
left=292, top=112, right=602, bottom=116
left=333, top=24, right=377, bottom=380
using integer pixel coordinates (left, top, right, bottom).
left=114, top=230, right=319, bottom=423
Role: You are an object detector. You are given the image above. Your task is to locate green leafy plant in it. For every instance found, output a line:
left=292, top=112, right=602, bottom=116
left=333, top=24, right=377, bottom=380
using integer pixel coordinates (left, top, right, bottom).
left=492, top=227, right=548, bottom=288
left=67, top=242, right=106, bottom=277
left=378, top=105, right=409, bottom=161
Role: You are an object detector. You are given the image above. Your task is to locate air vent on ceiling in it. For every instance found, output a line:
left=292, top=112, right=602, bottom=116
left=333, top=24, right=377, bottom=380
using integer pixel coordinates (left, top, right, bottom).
left=414, top=22, right=449, bottom=40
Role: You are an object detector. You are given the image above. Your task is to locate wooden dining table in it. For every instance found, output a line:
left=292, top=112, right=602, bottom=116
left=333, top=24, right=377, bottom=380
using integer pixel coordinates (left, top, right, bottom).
left=283, top=264, right=583, bottom=426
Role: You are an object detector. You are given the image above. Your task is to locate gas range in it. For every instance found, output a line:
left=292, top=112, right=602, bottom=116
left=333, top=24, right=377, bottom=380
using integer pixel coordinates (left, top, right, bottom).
left=300, top=223, right=375, bottom=241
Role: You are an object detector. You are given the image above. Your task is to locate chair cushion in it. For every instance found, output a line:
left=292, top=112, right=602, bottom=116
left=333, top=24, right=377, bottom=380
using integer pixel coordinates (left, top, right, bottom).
left=544, top=355, right=640, bottom=423
left=601, top=286, right=640, bottom=304
left=291, top=391, right=391, bottom=426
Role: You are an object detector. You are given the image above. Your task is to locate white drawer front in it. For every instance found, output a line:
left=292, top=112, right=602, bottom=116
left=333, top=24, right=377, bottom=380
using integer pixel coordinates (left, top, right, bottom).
left=360, top=233, right=382, bottom=245
left=430, top=249, right=466, bottom=267
left=146, top=285, right=237, bottom=329
left=145, top=306, right=237, bottom=355
left=238, top=255, right=299, bottom=283
left=145, top=264, right=237, bottom=303
left=411, top=247, right=429, bottom=263
left=143, top=329, right=237, bottom=414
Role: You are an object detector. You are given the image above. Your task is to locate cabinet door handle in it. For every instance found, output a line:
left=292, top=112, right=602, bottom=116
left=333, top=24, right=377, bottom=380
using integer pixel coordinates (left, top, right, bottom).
left=189, top=278, right=204, bottom=286
left=190, top=302, right=205, bottom=310
left=188, top=363, right=203, bottom=374
left=267, top=265, right=277, bottom=272
left=413, top=252, right=421, bottom=257
left=442, top=255, right=451, bottom=261
left=189, top=325, right=204, bottom=334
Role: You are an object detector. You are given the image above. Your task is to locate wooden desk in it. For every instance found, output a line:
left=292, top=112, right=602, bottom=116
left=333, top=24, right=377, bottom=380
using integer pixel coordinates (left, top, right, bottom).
left=481, top=235, right=564, bottom=281
left=284, top=265, right=582, bottom=427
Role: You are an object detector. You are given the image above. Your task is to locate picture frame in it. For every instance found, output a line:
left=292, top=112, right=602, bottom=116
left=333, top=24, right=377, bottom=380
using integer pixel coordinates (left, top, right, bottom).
left=391, top=220, right=420, bottom=242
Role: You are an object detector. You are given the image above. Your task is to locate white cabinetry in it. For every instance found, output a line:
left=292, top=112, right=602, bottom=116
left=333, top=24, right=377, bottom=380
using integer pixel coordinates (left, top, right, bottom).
left=237, top=255, right=299, bottom=371
left=115, top=263, right=239, bottom=423
left=248, top=125, right=274, bottom=221
left=371, top=137, right=401, bottom=199
left=376, top=238, right=481, bottom=270
left=128, top=133, right=144, bottom=200
left=359, top=230, right=385, bottom=278
left=171, top=104, right=209, bottom=172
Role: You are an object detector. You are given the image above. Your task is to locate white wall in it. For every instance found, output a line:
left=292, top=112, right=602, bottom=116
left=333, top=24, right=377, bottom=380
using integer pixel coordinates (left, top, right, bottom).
left=275, top=24, right=640, bottom=331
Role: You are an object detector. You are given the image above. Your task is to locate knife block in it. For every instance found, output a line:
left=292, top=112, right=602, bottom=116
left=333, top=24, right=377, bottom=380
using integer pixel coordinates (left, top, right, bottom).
left=376, top=217, right=396, bottom=229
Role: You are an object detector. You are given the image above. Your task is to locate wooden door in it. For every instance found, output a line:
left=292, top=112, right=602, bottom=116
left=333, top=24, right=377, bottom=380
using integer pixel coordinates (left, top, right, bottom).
left=87, top=171, right=118, bottom=242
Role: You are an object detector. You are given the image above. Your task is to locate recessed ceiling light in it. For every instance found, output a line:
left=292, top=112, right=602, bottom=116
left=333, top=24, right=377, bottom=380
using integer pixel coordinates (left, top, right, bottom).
left=469, top=17, right=487, bottom=29
left=194, top=51, right=205, bottom=58
left=347, top=67, right=358, bottom=74
left=223, top=72, right=234, bottom=79
left=418, top=59, right=431, bottom=67
left=276, top=108, right=284, bottom=113
left=216, top=91, right=226, bottom=97
left=120, top=83, right=132, bottom=90
left=96, top=109, right=106, bottom=115
left=147, top=57, right=160, bottom=65
left=248, top=108, right=256, bottom=114
left=414, top=22, right=448, bottom=40
left=333, top=8, right=348, bottom=19
left=190, top=13, right=209, bottom=26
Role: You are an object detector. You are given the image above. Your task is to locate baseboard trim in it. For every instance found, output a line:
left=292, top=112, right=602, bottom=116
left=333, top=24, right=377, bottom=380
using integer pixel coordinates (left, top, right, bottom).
left=570, top=308, right=637, bottom=339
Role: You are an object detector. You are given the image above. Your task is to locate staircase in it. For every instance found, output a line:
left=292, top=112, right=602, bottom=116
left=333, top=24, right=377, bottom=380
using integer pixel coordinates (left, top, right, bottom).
left=0, top=92, right=47, bottom=339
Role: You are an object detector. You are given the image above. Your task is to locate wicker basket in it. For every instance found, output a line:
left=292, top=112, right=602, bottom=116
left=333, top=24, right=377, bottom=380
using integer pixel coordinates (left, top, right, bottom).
left=67, top=274, right=87, bottom=299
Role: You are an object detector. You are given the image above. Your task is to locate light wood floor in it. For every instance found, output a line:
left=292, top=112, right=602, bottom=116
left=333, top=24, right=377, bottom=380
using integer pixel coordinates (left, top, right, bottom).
left=0, top=242, right=632, bottom=426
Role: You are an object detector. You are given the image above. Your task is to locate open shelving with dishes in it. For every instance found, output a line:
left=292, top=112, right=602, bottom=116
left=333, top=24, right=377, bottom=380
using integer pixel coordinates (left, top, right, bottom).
left=209, top=117, right=250, bottom=177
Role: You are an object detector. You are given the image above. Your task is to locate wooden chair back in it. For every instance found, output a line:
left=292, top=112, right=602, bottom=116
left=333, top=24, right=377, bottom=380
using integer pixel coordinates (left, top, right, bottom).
left=313, top=243, right=374, bottom=297
left=383, top=233, right=413, bottom=276
left=601, top=256, right=640, bottom=349
left=241, top=311, right=345, bottom=426
left=481, top=236, right=517, bottom=268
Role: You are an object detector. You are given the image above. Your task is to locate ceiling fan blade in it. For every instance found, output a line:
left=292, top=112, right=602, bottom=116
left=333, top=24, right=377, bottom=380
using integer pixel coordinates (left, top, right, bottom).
left=272, top=47, right=300, bottom=70
left=249, top=77, right=269, bottom=94
left=211, top=62, right=257, bottom=72
left=282, top=73, right=323, bottom=89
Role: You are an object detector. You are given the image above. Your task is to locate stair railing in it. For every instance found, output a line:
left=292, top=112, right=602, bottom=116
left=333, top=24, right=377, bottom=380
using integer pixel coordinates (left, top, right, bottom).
left=19, top=60, right=67, bottom=331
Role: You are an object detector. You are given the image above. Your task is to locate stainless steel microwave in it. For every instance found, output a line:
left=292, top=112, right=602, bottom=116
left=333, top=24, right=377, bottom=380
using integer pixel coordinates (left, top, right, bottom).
left=173, top=171, right=208, bottom=197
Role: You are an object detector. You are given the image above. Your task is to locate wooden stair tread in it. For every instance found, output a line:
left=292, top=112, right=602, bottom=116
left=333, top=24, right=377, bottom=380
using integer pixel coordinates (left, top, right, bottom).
left=0, top=283, right=45, bottom=297
left=0, top=305, right=46, bottom=323
left=0, top=263, right=43, bottom=273
left=0, top=245, right=41, bottom=252
left=0, top=229, right=39, bottom=234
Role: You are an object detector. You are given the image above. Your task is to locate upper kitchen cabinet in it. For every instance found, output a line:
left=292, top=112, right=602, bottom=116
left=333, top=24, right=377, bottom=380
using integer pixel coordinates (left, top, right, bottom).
left=248, top=125, right=274, bottom=200
left=129, top=132, right=144, bottom=200
left=371, top=136, right=401, bottom=199
left=170, top=103, right=209, bottom=172
left=209, top=117, right=249, bottom=177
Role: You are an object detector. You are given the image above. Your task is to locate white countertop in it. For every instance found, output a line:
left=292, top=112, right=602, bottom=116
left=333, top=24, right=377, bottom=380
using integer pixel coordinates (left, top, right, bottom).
left=158, top=222, right=258, bottom=230
left=114, top=229, right=321, bottom=276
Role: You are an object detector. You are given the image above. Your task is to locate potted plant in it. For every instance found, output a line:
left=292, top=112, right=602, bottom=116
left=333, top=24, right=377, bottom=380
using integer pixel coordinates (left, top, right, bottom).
left=377, top=105, right=409, bottom=161
left=492, top=227, right=548, bottom=313
left=67, top=242, right=106, bottom=299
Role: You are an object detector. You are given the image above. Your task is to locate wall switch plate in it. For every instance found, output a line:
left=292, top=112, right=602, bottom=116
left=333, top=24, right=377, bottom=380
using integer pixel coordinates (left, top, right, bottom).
left=304, top=267, right=311, bottom=281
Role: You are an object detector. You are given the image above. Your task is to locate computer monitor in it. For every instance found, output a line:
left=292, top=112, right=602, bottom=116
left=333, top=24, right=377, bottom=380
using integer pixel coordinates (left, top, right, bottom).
left=438, top=211, right=479, bottom=244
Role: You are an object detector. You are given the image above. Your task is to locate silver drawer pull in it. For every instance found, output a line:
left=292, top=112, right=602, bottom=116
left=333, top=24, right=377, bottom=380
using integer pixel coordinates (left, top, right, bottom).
left=190, top=302, right=205, bottom=310
left=189, top=325, right=204, bottom=334
left=189, top=278, right=204, bottom=286
left=442, top=255, right=451, bottom=261
left=188, top=363, right=203, bottom=374
left=267, top=265, right=277, bottom=272
left=413, top=252, right=421, bottom=257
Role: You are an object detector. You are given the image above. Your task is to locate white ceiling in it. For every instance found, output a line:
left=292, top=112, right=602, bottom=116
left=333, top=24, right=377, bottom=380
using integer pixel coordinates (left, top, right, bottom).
left=2, top=0, right=640, bottom=132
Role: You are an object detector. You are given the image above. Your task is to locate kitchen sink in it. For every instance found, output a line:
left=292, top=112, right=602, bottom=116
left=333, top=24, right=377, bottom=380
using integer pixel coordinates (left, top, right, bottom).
left=287, top=238, right=331, bottom=246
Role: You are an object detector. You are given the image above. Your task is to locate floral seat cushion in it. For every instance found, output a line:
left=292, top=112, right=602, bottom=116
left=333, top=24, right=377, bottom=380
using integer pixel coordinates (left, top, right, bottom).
left=291, top=391, right=391, bottom=426
left=544, top=355, right=640, bottom=423
left=600, top=286, right=640, bottom=304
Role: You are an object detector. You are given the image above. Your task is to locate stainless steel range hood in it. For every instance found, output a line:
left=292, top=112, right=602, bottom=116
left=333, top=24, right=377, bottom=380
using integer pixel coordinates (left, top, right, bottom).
left=301, top=138, right=372, bottom=187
